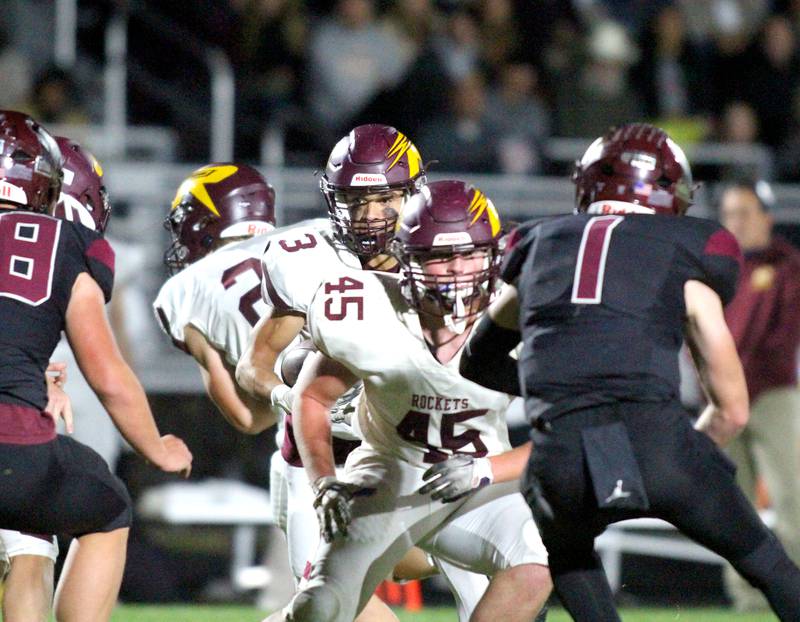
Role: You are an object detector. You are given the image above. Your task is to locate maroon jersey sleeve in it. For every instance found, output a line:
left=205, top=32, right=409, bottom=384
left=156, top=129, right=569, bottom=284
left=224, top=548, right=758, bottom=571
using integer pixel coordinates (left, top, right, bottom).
left=67, top=223, right=115, bottom=302
left=693, top=220, right=742, bottom=306
left=500, top=220, right=544, bottom=284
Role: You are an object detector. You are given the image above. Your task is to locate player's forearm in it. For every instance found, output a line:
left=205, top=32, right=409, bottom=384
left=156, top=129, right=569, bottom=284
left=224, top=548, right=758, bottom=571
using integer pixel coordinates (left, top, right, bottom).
left=95, top=367, right=168, bottom=464
left=488, top=441, right=531, bottom=483
left=295, top=393, right=336, bottom=483
left=460, top=314, right=521, bottom=395
left=235, top=355, right=282, bottom=401
left=685, top=280, right=749, bottom=446
left=199, top=363, right=276, bottom=434
left=690, top=335, right=749, bottom=446
left=231, top=390, right=276, bottom=434
left=213, top=392, right=275, bottom=435
left=694, top=390, right=749, bottom=447
left=237, top=311, right=306, bottom=401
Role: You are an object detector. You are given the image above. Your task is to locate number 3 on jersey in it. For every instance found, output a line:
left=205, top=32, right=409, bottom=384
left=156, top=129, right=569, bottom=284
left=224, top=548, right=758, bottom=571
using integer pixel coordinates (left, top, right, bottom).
left=571, top=215, right=623, bottom=304
left=324, top=276, right=363, bottom=321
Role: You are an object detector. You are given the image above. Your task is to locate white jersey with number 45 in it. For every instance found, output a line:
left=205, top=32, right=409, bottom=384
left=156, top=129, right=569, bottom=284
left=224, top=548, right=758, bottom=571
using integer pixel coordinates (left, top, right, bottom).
left=307, top=268, right=512, bottom=468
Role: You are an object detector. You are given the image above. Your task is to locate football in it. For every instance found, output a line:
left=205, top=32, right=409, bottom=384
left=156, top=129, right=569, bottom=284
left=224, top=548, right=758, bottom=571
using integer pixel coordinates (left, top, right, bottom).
left=280, top=339, right=317, bottom=387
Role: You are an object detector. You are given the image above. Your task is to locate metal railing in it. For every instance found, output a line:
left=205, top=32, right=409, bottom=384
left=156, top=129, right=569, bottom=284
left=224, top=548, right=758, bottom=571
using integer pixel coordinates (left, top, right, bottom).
left=54, top=0, right=77, bottom=68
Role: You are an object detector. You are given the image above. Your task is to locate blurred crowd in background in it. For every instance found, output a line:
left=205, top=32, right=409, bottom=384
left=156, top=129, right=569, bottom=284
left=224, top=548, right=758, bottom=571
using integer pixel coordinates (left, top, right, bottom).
left=4, top=0, right=800, bottom=179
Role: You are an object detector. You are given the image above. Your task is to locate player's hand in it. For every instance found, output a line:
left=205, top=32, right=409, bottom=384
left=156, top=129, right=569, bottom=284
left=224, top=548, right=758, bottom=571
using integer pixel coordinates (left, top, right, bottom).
left=312, top=476, right=359, bottom=542
left=154, top=434, right=193, bottom=479
left=46, top=361, right=68, bottom=387
left=419, top=455, right=494, bottom=503
left=45, top=374, right=73, bottom=434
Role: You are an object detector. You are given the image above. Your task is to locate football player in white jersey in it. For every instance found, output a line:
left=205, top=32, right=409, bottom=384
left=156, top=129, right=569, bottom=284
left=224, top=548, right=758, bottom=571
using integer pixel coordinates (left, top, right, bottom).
left=155, top=153, right=431, bottom=622
left=267, top=180, right=551, bottom=622
left=238, top=126, right=492, bottom=620
left=153, top=162, right=294, bottom=528
left=155, top=162, right=279, bottom=434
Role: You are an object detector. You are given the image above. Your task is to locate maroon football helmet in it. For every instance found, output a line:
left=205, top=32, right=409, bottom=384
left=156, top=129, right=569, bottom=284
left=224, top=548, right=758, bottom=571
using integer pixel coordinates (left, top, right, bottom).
left=0, top=110, right=62, bottom=213
left=393, top=180, right=503, bottom=322
left=573, top=123, right=694, bottom=216
left=320, top=124, right=426, bottom=258
left=164, top=163, right=276, bottom=273
left=52, top=136, right=111, bottom=233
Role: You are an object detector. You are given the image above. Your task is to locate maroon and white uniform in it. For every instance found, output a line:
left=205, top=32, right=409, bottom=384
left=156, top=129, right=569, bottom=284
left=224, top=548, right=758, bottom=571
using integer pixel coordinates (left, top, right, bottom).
left=0, top=210, right=131, bottom=537
left=277, top=267, right=547, bottom=622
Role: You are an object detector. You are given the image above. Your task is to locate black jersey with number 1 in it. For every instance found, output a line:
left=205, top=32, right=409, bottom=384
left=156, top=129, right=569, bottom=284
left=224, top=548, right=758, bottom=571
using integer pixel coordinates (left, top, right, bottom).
left=0, top=210, right=114, bottom=443
left=502, top=214, right=741, bottom=421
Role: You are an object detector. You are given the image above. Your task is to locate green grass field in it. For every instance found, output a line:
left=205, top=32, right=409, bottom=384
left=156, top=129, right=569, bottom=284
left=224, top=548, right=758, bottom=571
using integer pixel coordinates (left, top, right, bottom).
left=106, top=605, right=779, bottom=621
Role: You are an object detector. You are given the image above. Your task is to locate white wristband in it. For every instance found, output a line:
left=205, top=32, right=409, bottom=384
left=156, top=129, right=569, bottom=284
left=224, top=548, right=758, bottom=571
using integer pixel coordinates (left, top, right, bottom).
left=471, top=457, right=494, bottom=489
left=270, top=383, right=293, bottom=410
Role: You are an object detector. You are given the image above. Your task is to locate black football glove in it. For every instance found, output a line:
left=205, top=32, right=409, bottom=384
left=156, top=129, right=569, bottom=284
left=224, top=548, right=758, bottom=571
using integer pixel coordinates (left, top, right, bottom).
left=312, top=476, right=360, bottom=542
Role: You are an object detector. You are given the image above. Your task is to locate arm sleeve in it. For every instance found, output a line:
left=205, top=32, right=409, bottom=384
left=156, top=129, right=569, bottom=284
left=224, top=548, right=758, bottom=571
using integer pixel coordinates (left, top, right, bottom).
left=460, top=314, right=521, bottom=396
left=697, top=225, right=742, bottom=306
left=72, top=225, right=115, bottom=302
left=63, top=223, right=115, bottom=302
left=152, top=276, right=194, bottom=353
left=500, top=221, right=540, bottom=285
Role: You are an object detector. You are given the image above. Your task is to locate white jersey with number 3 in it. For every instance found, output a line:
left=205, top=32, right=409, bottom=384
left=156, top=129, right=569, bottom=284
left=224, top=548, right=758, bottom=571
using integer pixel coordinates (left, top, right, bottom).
left=308, top=268, right=512, bottom=468
left=260, top=219, right=361, bottom=315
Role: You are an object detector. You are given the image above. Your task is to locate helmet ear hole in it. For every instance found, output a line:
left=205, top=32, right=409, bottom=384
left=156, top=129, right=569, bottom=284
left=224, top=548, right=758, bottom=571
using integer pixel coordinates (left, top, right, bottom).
left=601, top=163, right=615, bottom=176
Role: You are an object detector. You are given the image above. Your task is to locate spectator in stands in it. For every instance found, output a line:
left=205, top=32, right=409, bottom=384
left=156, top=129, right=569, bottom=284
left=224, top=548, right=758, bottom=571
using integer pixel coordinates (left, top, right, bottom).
left=633, top=5, right=712, bottom=120
left=360, top=0, right=448, bottom=138
left=485, top=61, right=550, bottom=174
left=703, top=0, right=765, bottom=118
left=738, top=15, right=799, bottom=147
left=514, top=1, right=581, bottom=72
left=306, top=0, right=408, bottom=136
left=720, top=100, right=760, bottom=143
left=383, top=0, right=440, bottom=70
left=576, top=0, right=670, bottom=36
left=432, top=8, right=481, bottom=81
left=679, top=0, right=769, bottom=47
left=776, top=85, right=800, bottom=181
left=231, top=0, right=308, bottom=157
left=554, top=20, right=644, bottom=138
left=25, top=65, right=89, bottom=125
left=719, top=179, right=800, bottom=612
left=703, top=100, right=768, bottom=181
left=477, top=0, right=521, bottom=78
left=417, top=71, right=500, bottom=173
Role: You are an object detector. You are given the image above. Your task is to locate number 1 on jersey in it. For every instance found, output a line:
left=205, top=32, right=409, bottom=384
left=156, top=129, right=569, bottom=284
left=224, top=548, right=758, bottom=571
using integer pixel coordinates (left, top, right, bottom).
left=571, top=215, right=623, bottom=304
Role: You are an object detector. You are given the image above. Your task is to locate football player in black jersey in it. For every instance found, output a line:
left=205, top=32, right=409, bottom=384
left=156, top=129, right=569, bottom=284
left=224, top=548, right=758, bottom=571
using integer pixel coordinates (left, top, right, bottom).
left=0, top=111, right=193, bottom=622
left=425, top=123, right=800, bottom=620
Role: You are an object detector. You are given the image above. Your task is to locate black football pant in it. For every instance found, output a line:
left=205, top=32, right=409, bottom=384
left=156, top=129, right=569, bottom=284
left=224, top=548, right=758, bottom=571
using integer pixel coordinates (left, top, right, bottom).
left=0, top=435, right=132, bottom=537
left=523, top=401, right=800, bottom=621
